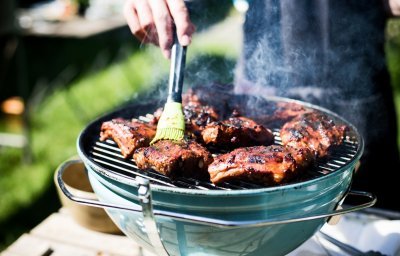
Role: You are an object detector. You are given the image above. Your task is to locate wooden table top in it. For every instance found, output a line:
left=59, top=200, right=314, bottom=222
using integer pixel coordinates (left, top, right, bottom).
left=1, top=208, right=152, bottom=256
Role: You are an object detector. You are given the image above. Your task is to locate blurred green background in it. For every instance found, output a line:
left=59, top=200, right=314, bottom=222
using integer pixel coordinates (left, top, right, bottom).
left=1, top=2, right=400, bottom=251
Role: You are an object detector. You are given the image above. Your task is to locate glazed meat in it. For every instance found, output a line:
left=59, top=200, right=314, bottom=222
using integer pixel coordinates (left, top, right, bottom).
left=286, top=146, right=315, bottom=169
left=100, top=118, right=156, bottom=158
left=280, top=112, right=347, bottom=158
left=273, top=102, right=309, bottom=122
left=208, top=145, right=310, bottom=185
left=183, top=103, right=219, bottom=139
left=133, top=140, right=213, bottom=179
left=201, top=116, right=274, bottom=149
left=258, top=102, right=310, bottom=127
left=183, top=89, right=220, bottom=138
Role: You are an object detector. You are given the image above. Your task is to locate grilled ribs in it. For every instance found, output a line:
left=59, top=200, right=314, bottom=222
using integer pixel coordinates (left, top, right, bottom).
left=273, top=102, right=309, bottom=122
left=183, top=93, right=220, bottom=139
left=208, top=145, right=311, bottom=185
left=280, top=112, right=347, bottom=158
left=99, top=87, right=347, bottom=186
left=257, top=102, right=310, bottom=127
left=100, top=118, right=156, bottom=158
left=133, top=140, right=213, bottom=179
left=201, top=116, right=274, bottom=149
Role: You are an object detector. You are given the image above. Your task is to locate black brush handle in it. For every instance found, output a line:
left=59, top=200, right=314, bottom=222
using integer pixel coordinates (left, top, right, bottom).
left=167, top=28, right=187, bottom=103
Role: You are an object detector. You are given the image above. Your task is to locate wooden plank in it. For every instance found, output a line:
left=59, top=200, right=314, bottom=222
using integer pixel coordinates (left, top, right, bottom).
left=1, top=233, right=117, bottom=256
left=0, top=252, right=21, bottom=256
left=29, top=211, right=141, bottom=256
left=1, top=209, right=158, bottom=256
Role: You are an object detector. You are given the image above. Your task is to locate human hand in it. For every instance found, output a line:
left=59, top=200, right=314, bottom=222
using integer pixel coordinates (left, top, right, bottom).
left=387, top=0, right=400, bottom=16
left=124, top=0, right=196, bottom=59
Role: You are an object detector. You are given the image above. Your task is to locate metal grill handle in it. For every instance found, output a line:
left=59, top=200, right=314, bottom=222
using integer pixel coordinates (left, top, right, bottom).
left=57, top=167, right=376, bottom=227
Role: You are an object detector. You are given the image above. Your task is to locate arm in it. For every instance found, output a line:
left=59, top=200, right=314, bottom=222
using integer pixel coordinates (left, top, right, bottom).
left=123, top=0, right=195, bottom=59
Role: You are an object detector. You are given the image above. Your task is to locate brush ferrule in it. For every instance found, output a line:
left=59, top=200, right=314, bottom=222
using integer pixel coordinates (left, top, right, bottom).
left=167, top=94, right=182, bottom=103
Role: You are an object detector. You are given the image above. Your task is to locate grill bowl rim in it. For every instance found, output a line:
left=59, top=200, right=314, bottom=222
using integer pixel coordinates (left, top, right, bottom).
left=77, top=95, right=364, bottom=196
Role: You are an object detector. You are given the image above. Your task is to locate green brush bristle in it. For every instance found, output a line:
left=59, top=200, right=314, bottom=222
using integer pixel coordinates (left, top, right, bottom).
left=151, top=102, right=185, bottom=144
left=152, top=128, right=184, bottom=143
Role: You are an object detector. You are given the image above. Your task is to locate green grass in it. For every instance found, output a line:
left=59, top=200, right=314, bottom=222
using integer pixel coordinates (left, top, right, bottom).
left=386, top=19, right=400, bottom=147
left=0, top=48, right=170, bottom=249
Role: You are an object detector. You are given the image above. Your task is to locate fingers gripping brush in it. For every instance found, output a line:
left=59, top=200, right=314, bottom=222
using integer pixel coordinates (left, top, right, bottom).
left=151, top=31, right=187, bottom=144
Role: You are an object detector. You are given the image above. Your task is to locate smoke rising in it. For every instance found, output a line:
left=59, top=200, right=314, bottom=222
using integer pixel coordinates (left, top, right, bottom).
left=234, top=0, right=392, bottom=144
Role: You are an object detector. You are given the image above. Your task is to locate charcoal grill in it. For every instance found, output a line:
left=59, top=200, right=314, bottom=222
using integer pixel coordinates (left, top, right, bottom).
left=57, top=95, right=376, bottom=256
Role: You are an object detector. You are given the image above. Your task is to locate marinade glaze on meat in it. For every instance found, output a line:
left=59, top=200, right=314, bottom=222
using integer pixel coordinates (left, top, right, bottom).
left=133, top=140, right=213, bottom=180
left=99, top=90, right=346, bottom=185
left=280, top=112, right=347, bottom=158
left=201, top=116, right=274, bottom=149
left=209, top=145, right=302, bottom=185
left=100, top=118, right=156, bottom=158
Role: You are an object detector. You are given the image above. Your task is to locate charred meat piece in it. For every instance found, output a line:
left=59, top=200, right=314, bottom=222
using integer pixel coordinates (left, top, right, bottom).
left=183, top=104, right=219, bottom=139
left=258, top=102, right=310, bottom=127
left=133, top=140, right=213, bottom=180
left=280, top=112, right=347, bottom=158
left=208, top=145, right=309, bottom=185
left=100, top=118, right=156, bottom=158
left=286, top=146, right=315, bottom=170
left=183, top=89, right=220, bottom=138
left=273, top=102, right=309, bottom=121
left=201, top=116, right=274, bottom=149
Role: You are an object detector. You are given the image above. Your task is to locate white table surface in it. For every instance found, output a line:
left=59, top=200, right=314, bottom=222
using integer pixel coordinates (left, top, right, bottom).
left=289, top=209, right=400, bottom=256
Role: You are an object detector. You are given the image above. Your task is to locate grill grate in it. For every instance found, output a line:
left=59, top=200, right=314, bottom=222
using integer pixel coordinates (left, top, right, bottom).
left=88, top=128, right=359, bottom=190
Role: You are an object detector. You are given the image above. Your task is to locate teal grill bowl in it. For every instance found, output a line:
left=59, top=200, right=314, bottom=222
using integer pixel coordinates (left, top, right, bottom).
left=84, top=161, right=355, bottom=256
left=62, top=96, right=373, bottom=256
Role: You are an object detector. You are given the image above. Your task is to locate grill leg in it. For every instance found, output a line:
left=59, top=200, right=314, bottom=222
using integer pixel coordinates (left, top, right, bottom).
left=137, top=177, right=169, bottom=256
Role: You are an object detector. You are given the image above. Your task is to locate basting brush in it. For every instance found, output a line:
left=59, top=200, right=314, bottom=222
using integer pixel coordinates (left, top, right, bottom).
left=150, top=31, right=187, bottom=144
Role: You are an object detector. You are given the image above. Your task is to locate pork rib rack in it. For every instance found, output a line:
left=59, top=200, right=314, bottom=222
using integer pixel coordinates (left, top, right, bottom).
left=100, top=118, right=156, bottom=158
left=280, top=112, right=347, bottom=158
left=201, top=116, right=274, bottom=149
left=133, top=140, right=213, bottom=180
left=208, top=145, right=312, bottom=185
left=182, top=92, right=220, bottom=139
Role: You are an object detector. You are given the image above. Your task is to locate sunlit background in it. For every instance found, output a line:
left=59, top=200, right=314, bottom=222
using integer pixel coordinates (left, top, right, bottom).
left=0, top=0, right=400, bottom=250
